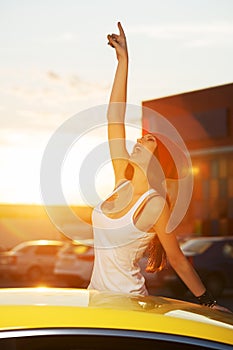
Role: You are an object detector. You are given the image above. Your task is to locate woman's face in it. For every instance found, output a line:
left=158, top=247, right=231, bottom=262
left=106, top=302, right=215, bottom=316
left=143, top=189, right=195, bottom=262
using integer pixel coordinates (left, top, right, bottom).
left=130, top=133, right=157, bottom=167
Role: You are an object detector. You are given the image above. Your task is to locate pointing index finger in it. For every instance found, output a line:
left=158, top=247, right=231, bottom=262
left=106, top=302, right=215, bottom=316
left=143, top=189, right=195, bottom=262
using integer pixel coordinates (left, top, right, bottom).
left=118, top=22, right=125, bottom=37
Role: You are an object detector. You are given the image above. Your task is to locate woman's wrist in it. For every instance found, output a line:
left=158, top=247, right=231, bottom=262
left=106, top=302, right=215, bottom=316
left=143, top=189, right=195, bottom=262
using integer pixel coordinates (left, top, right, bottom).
left=196, top=290, right=217, bottom=308
left=117, top=54, right=128, bottom=64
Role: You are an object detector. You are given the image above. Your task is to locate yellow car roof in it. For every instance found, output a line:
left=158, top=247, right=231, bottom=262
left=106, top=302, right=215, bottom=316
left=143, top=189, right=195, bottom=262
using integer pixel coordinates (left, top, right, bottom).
left=0, top=287, right=232, bottom=346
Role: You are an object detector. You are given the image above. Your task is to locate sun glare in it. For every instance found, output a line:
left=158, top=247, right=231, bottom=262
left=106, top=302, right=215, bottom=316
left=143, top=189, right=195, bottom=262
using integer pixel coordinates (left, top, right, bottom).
left=0, top=146, right=42, bottom=204
left=0, top=123, right=141, bottom=205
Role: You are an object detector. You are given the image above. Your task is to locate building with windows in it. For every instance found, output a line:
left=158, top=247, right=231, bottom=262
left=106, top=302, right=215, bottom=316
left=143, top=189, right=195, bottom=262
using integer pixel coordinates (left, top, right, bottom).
left=142, top=83, right=233, bottom=236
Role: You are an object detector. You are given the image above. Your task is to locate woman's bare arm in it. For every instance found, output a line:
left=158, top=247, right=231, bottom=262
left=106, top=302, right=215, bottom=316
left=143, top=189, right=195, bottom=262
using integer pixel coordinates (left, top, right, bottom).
left=153, top=204, right=206, bottom=297
left=107, top=22, right=130, bottom=185
left=149, top=197, right=231, bottom=312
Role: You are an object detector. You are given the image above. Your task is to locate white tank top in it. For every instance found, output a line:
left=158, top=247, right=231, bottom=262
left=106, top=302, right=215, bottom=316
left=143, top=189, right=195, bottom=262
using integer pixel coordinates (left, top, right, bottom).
left=88, top=182, right=158, bottom=295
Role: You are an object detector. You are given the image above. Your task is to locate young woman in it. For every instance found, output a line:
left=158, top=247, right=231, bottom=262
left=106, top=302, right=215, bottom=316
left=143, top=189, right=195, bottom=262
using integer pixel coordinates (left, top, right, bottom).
left=88, top=22, right=229, bottom=312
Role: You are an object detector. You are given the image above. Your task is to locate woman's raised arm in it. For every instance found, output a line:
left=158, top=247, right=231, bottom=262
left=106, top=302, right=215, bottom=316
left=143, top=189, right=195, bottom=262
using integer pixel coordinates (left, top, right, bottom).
left=107, top=22, right=130, bottom=186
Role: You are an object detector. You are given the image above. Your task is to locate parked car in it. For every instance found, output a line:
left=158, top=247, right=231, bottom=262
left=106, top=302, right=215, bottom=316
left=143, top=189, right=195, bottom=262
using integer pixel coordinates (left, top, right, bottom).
left=0, top=287, right=232, bottom=350
left=156, top=236, right=233, bottom=297
left=0, top=240, right=65, bottom=282
left=54, top=240, right=94, bottom=287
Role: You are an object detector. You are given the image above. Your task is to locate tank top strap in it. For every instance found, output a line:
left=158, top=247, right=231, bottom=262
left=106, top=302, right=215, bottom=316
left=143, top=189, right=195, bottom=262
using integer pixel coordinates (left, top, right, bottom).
left=127, top=188, right=159, bottom=217
left=95, top=180, right=130, bottom=210
left=114, top=180, right=131, bottom=192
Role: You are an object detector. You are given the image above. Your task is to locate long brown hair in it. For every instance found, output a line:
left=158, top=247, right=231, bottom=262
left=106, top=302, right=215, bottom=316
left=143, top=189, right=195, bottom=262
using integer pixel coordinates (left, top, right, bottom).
left=145, top=137, right=178, bottom=273
left=145, top=234, right=167, bottom=273
left=123, top=165, right=169, bottom=274
left=124, top=135, right=178, bottom=273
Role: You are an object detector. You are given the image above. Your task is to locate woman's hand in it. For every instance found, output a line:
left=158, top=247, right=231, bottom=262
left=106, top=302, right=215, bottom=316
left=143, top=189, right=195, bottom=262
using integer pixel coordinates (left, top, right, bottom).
left=212, top=303, right=233, bottom=314
left=107, top=22, right=128, bottom=61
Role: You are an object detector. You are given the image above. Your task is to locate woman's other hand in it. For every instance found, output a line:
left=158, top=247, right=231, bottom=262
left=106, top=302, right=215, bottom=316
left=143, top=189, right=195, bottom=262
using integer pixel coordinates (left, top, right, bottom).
left=107, top=22, right=128, bottom=61
left=212, top=303, right=233, bottom=314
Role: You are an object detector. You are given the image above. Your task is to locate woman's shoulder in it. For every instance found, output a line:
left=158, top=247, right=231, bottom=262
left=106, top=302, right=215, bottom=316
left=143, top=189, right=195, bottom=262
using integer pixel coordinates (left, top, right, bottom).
left=147, top=187, right=166, bottom=201
left=144, top=191, right=169, bottom=216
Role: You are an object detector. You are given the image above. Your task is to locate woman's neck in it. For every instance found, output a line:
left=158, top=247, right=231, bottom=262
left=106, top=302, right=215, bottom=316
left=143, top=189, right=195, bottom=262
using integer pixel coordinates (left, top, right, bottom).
left=130, top=166, right=151, bottom=195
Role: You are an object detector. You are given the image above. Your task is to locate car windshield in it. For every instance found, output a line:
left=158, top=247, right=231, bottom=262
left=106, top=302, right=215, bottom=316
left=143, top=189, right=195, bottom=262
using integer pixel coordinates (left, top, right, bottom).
left=181, top=240, right=212, bottom=254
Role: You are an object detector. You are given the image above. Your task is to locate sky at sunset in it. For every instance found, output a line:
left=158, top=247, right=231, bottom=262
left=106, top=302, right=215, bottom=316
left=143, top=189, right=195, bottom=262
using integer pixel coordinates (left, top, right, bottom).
left=0, top=0, right=233, bottom=205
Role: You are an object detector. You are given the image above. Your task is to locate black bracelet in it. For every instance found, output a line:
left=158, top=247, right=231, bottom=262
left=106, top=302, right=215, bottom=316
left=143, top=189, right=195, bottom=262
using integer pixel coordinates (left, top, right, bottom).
left=197, top=290, right=217, bottom=308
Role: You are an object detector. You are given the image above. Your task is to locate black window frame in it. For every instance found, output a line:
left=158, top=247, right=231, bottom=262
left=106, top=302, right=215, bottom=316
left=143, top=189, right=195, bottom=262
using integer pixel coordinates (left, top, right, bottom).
left=0, top=328, right=231, bottom=350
